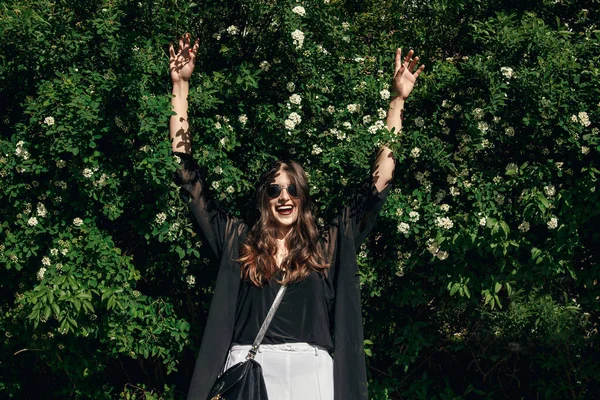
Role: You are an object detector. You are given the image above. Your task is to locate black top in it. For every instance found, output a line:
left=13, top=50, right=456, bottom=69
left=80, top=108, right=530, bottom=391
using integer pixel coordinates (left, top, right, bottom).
left=233, top=270, right=334, bottom=350
left=175, top=152, right=391, bottom=400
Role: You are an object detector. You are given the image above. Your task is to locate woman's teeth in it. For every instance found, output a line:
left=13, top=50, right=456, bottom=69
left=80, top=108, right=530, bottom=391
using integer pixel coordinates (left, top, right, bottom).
left=276, top=205, right=293, bottom=215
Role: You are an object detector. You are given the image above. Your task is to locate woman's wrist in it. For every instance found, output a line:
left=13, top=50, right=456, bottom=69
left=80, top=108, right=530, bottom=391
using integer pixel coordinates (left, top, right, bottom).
left=172, top=80, right=190, bottom=93
left=389, top=96, right=405, bottom=108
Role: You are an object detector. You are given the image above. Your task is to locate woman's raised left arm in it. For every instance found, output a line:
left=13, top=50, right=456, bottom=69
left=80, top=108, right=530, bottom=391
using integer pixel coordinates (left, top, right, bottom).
left=373, top=48, right=425, bottom=192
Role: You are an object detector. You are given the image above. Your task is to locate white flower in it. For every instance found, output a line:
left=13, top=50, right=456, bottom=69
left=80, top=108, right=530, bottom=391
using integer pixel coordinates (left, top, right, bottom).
left=73, top=218, right=83, bottom=227
left=343, top=121, right=352, bottom=129
left=544, top=185, right=556, bottom=197
left=354, top=57, right=365, bottom=63
left=363, top=115, right=372, bottom=124
left=501, top=67, right=514, bottom=79
left=227, top=25, right=239, bottom=35
left=332, top=129, right=346, bottom=140
left=219, top=137, right=228, bottom=147
left=292, top=5, right=306, bottom=16
left=312, top=145, right=323, bottom=155
left=186, top=274, right=196, bottom=285
left=397, top=222, right=410, bottom=234
left=449, top=186, right=460, bottom=197
left=435, top=216, right=454, bottom=229
left=547, top=217, right=558, bottom=230
left=414, top=117, right=425, bottom=127
left=578, top=111, right=591, bottom=127
left=42, top=256, right=51, bottom=266
left=342, top=22, right=350, bottom=31
left=436, top=250, right=449, bottom=261
left=173, top=154, right=181, bottom=163
left=226, top=185, right=235, bottom=194
left=479, top=217, right=487, bottom=226
left=409, top=211, right=420, bottom=222
left=505, top=126, right=515, bottom=136
left=37, top=268, right=47, bottom=281
left=376, top=108, right=385, bottom=119
left=379, top=89, right=390, bottom=100
left=453, top=104, right=462, bottom=112
left=37, top=203, right=47, bottom=217
left=212, top=181, right=220, bottom=190
left=427, top=240, right=440, bottom=255
left=214, top=166, right=223, bottom=174
left=259, top=61, right=271, bottom=71
left=347, top=104, right=359, bottom=113
left=410, top=147, right=421, bottom=158
left=291, top=29, right=305, bottom=49
left=28, top=217, right=38, bottom=227
left=288, top=112, right=301, bottom=124
left=581, top=146, right=590, bottom=155
left=50, top=248, right=58, bottom=256
left=56, top=159, right=66, bottom=168
left=284, top=119, right=296, bottom=130
left=83, top=168, right=93, bottom=178
left=289, top=94, right=302, bottom=105
left=155, top=213, right=166, bottom=224
left=286, top=82, right=295, bottom=92
left=326, top=105, right=335, bottom=114
left=213, top=33, right=221, bottom=41
left=44, top=116, right=55, bottom=126
left=473, top=108, right=484, bottom=120
left=342, top=36, right=350, bottom=43
left=440, top=204, right=450, bottom=212
left=518, top=221, right=530, bottom=232
left=570, top=114, right=578, bottom=123
left=396, top=208, right=403, bottom=216
left=442, top=100, right=451, bottom=108
left=238, top=114, right=248, bottom=125
left=215, top=121, right=222, bottom=129
left=478, top=121, right=489, bottom=132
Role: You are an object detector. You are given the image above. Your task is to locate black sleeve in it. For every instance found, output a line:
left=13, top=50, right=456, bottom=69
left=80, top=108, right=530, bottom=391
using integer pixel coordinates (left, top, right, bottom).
left=329, top=177, right=391, bottom=250
left=173, top=152, right=243, bottom=257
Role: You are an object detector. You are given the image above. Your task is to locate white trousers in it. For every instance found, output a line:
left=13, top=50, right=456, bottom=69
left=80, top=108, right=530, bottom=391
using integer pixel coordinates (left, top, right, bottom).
left=224, top=343, right=334, bottom=400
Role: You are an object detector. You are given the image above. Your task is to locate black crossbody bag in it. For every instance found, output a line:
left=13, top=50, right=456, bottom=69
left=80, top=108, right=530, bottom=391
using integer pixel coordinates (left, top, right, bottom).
left=207, top=285, right=287, bottom=400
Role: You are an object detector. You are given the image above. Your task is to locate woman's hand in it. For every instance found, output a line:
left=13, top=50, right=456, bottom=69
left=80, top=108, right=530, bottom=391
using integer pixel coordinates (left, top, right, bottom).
left=392, top=48, right=425, bottom=100
left=169, top=33, right=199, bottom=84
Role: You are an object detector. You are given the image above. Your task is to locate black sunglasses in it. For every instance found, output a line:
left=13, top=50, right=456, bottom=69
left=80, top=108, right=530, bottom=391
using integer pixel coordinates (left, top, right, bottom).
left=266, top=184, right=298, bottom=199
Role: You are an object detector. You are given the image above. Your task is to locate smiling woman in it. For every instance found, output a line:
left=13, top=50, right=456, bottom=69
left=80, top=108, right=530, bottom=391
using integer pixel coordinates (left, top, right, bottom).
left=168, top=33, right=423, bottom=400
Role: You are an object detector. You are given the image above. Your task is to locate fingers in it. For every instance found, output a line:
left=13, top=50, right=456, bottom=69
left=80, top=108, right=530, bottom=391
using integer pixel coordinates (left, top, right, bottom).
left=403, top=49, right=413, bottom=66
left=408, top=56, right=420, bottom=72
left=395, top=48, right=402, bottom=75
left=169, top=43, right=176, bottom=61
left=191, top=38, right=199, bottom=63
left=414, top=64, right=425, bottom=79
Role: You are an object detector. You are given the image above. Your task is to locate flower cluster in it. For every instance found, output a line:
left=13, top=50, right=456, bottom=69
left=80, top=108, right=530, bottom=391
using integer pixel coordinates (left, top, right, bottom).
left=291, top=30, right=305, bottom=49
left=435, top=216, right=454, bottom=230
left=501, top=67, right=514, bottom=79
left=285, top=112, right=302, bottom=130
left=397, top=222, right=410, bottom=234
left=227, top=25, right=239, bottom=35
left=292, top=5, right=306, bottom=16
left=289, top=94, right=302, bottom=105
left=15, top=141, right=30, bottom=160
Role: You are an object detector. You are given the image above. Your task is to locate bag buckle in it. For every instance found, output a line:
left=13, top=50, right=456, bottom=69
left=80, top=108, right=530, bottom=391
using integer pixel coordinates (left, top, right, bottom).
left=246, top=345, right=258, bottom=360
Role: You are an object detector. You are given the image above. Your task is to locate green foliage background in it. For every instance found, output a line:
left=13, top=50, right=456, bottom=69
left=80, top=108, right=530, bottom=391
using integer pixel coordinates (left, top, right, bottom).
left=1, top=0, right=599, bottom=398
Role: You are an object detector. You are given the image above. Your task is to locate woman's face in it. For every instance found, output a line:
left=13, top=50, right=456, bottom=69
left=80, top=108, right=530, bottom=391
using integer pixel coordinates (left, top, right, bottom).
left=267, top=169, right=300, bottom=236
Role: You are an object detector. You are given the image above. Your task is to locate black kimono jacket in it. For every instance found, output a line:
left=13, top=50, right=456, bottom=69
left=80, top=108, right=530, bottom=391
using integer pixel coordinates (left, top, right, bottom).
left=175, top=153, right=390, bottom=400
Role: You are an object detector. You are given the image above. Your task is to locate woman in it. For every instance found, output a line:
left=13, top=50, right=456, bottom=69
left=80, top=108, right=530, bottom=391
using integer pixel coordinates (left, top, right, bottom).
left=169, top=33, right=424, bottom=400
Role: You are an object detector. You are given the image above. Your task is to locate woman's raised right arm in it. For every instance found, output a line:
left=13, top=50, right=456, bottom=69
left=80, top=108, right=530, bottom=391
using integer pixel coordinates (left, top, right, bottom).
left=169, top=33, right=199, bottom=154
left=169, top=34, right=243, bottom=257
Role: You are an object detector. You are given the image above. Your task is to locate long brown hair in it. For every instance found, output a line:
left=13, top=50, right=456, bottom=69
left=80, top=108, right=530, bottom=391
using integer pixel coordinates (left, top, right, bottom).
left=239, top=160, right=329, bottom=286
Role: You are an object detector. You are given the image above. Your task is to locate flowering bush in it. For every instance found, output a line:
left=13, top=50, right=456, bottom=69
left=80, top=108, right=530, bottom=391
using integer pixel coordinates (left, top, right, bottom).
left=1, top=0, right=598, bottom=399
